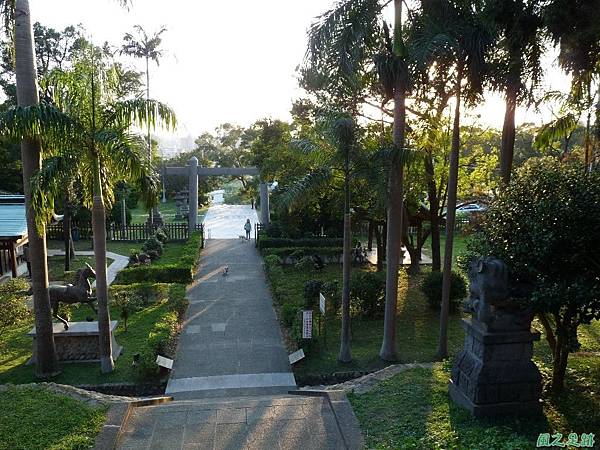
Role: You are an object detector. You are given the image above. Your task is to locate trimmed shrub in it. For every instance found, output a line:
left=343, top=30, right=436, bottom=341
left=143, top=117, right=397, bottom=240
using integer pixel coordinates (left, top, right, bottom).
left=258, top=237, right=344, bottom=250
left=421, top=271, right=467, bottom=311
left=304, top=280, right=323, bottom=309
left=143, top=237, right=163, bottom=256
left=262, top=247, right=342, bottom=261
left=110, top=283, right=170, bottom=305
left=114, top=265, right=193, bottom=284
left=155, top=227, right=169, bottom=244
left=350, top=271, right=386, bottom=318
left=295, top=256, right=314, bottom=272
left=112, top=291, right=143, bottom=331
left=264, top=255, right=283, bottom=270
left=0, top=278, right=31, bottom=329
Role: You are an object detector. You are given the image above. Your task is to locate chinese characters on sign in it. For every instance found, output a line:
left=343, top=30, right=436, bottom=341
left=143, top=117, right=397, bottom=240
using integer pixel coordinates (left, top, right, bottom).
left=302, top=310, right=313, bottom=339
left=536, top=432, right=595, bottom=448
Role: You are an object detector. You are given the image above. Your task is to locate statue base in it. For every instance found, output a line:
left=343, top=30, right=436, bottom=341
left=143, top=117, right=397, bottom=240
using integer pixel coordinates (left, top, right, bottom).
left=27, top=321, right=122, bottom=364
left=449, top=318, right=542, bottom=417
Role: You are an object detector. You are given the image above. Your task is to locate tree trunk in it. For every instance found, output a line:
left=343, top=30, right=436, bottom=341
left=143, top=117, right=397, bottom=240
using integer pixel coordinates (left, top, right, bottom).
left=367, top=220, right=374, bottom=251
left=63, top=193, right=72, bottom=272
left=500, top=86, right=517, bottom=186
left=374, top=224, right=383, bottom=272
left=339, top=167, right=352, bottom=363
left=538, top=312, right=556, bottom=358
left=15, top=0, right=60, bottom=378
left=437, top=65, right=463, bottom=360
left=425, top=153, right=441, bottom=272
left=92, top=158, right=114, bottom=373
left=380, top=0, right=406, bottom=362
left=551, top=324, right=569, bottom=392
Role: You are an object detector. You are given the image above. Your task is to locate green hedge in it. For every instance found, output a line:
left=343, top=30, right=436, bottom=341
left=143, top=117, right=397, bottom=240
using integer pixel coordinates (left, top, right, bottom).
left=258, top=237, right=343, bottom=250
left=262, top=247, right=343, bottom=260
left=114, top=232, right=202, bottom=285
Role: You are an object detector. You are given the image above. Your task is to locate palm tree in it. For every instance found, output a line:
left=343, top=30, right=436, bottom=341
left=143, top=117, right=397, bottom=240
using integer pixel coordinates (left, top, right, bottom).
left=0, top=43, right=176, bottom=373
left=280, top=115, right=359, bottom=363
left=121, top=25, right=167, bottom=224
left=413, top=0, right=493, bottom=359
left=486, top=0, right=543, bottom=185
left=544, top=0, right=600, bottom=169
left=4, top=0, right=60, bottom=377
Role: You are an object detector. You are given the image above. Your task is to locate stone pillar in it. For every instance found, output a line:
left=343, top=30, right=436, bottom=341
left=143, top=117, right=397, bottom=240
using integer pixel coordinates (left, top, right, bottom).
left=259, top=181, right=269, bottom=225
left=188, top=157, right=199, bottom=232
left=449, top=318, right=542, bottom=417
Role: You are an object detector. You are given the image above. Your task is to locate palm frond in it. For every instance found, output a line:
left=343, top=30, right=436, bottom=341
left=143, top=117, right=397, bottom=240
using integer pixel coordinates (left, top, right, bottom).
left=110, top=98, right=176, bottom=131
left=534, top=114, right=578, bottom=150
left=276, top=167, right=332, bottom=210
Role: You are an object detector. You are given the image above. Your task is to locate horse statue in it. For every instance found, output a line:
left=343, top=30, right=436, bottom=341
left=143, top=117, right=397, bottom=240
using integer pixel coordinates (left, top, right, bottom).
left=48, top=263, right=97, bottom=330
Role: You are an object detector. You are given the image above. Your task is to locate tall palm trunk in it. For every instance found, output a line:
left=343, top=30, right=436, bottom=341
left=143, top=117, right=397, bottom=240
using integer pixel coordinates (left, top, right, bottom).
left=500, top=85, right=517, bottom=186
left=380, top=0, right=406, bottom=362
left=425, top=153, right=441, bottom=271
left=63, top=192, right=73, bottom=272
left=92, top=157, right=114, bottom=373
left=15, top=0, right=60, bottom=378
left=437, top=64, right=463, bottom=360
left=339, top=161, right=352, bottom=362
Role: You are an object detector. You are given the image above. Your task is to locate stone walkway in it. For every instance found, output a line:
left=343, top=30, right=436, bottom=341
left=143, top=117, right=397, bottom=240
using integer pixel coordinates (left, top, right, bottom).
left=202, top=205, right=259, bottom=239
left=46, top=249, right=129, bottom=286
left=165, top=238, right=295, bottom=399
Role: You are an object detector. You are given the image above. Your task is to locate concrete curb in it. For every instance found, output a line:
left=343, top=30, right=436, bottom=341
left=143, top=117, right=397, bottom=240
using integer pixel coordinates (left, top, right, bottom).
left=93, top=396, right=173, bottom=450
left=289, top=389, right=365, bottom=450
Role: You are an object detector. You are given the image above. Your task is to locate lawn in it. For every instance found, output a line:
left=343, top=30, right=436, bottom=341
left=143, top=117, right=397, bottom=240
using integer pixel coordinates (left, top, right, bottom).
left=268, top=265, right=466, bottom=380
left=46, top=255, right=113, bottom=282
left=0, top=294, right=176, bottom=385
left=47, top=239, right=143, bottom=257
left=0, top=385, right=107, bottom=450
left=349, top=356, right=600, bottom=449
left=129, top=200, right=207, bottom=224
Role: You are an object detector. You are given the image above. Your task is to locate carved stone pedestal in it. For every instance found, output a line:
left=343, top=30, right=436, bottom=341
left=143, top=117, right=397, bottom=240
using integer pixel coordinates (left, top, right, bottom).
left=28, top=321, right=122, bottom=364
left=449, top=318, right=542, bottom=417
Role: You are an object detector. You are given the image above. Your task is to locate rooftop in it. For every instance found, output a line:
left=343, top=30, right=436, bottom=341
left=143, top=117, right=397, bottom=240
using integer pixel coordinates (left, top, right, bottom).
left=0, top=195, right=27, bottom=239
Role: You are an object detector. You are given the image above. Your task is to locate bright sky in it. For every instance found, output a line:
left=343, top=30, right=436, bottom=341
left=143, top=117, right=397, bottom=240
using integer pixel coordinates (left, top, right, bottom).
left=30, top=0, right=569, bottom=148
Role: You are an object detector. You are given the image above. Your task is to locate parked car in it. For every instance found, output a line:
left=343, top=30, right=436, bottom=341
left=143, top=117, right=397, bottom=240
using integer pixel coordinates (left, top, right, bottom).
left=456, top=203, right=487, bottom=214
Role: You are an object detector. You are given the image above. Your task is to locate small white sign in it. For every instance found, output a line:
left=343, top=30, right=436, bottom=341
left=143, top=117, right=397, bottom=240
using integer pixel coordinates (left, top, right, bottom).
left=302, top=310, right=313, bottom=339
left=288, top=349, right=305, bottom=364
left=156, top=355, right=174, bottom=369
left=319, top=293, right=326, bottom=315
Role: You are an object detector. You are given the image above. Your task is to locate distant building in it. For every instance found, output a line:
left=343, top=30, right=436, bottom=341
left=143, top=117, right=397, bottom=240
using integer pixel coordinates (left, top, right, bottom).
left=0, top=195, right=28, bottom=279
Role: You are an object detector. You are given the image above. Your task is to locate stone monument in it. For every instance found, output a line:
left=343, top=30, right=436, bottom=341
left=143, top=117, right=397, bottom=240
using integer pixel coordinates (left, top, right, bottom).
left=449, top=257, right=542, bottom=417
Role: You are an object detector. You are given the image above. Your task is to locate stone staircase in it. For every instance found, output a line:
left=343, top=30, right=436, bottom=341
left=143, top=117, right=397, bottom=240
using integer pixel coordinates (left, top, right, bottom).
left=115, top=391, right=363, bottom=450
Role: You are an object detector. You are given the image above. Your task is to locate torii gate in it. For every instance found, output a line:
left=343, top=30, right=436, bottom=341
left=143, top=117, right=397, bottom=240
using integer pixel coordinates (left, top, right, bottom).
left=164, top=156, right=270, bottom=232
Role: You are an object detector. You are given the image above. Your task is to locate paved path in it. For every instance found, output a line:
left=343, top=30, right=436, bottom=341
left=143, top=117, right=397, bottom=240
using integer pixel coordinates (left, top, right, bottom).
left=203, top=205, right=259, bottom=239
left=166, top=238, right=295, bottom=399
left=46, top=249, right=129, bottom=286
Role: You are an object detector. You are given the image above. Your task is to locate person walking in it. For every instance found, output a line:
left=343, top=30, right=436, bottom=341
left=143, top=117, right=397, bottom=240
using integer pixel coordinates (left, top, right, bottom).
left=244, top=219, right=252, bottom=240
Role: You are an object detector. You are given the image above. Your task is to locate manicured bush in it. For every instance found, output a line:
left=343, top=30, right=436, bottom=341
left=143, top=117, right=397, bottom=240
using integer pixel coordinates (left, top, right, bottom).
left=262, top=247, right=342, bottom=261
left=112, top=291, right=143, bottom=331
left=0, top=278, right=31, bottom=329
left=264, top=254, right=283, bottom=269
left=304, top=280, right=324, bottom=309
left=143, top=236, right=163, bottom=256
left=295, top=256, right=314, bottom=272
left=110, top=283, right=171, bottom=305
left=420, top=271, right=467, bottom=311
left=350, top=271, right=386, bottom=318
left=155, top=227, right=169, bottom=244
left=114, top=265, right=193, bottom=284
left=258, top=237, right=344, bottom=250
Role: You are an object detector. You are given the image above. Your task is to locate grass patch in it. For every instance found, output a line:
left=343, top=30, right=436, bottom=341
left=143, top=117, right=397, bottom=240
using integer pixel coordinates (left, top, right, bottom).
left=47, top=255, right=113, bottom=282
left=0, top=285, right=186, bottom=385
left=267, top=265, right=465, bottom=379
left=349, top=358, right=600, bottom=449
left=129, top=200, right=207, bottom=224
left=0, top=385, right=107, bottom=450
left=47, top=240, right=143, bottom=257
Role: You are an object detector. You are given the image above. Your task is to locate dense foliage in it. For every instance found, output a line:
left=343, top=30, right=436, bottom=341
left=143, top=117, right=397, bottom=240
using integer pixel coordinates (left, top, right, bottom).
left=421, top=271, right=467, bottom=311
left=469, top=157, right=600, bottom=390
